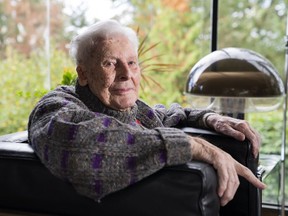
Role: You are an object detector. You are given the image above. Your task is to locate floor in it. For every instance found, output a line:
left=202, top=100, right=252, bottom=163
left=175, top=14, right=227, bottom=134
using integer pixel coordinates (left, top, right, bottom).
left=262, top=207, right=286, bottom=216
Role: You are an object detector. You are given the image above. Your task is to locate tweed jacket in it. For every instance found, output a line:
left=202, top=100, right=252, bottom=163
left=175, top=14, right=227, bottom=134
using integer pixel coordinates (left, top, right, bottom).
left=28, top=83, right=213, bottom=201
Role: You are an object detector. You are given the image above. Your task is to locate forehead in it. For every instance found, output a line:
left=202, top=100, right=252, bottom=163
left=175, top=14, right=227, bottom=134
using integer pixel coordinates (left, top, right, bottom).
left=96, top=35, right=136, bottom=54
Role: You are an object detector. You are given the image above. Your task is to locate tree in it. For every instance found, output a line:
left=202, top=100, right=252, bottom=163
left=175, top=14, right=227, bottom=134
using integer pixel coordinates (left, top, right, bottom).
left=0, top=0, right=68, bottom=57
left=217, top=0, right=286, bottom=77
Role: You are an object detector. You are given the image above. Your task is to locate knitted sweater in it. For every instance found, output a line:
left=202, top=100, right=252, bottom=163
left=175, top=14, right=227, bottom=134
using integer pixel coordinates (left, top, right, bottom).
left=28, top=83, right=213, bottom=201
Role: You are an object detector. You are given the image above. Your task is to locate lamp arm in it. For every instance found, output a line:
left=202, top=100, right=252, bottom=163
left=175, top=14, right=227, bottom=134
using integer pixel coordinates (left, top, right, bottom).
left=211, top=0, right=218, bottom=52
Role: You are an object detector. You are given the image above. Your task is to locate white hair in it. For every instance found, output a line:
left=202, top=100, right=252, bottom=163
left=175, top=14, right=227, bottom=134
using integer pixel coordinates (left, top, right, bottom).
left=69, top=20, right=139, bottom=65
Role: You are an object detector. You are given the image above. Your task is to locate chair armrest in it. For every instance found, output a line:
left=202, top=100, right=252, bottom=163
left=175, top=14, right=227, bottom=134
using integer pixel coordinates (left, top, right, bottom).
left=182, top=127, right=260, bottom=216
left=0, top=132, right=220, bottom=216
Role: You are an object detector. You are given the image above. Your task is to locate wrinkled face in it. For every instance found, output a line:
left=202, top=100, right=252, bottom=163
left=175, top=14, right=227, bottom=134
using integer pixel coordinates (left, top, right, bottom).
left=77, top=34, right=141, bottom=111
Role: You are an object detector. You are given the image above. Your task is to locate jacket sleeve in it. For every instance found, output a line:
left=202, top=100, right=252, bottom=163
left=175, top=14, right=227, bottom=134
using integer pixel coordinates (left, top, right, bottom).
left=153, top=103, right=215, bottom=128
left=28, top=88, right=192, bottom=201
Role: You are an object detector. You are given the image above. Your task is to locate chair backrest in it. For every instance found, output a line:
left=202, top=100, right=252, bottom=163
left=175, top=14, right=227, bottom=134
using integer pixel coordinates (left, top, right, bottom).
left=183, top=127, right=261, bottom=216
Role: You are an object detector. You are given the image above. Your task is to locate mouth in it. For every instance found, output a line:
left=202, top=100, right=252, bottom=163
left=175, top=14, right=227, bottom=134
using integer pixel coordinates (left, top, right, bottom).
left=111, top=87, right=134, bottom=95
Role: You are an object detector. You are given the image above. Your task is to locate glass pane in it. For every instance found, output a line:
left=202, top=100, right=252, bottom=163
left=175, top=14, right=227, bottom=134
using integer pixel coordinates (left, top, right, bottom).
left=217, top=0, right=287, bottom=207
left=0, top=0, right=51, bottom=134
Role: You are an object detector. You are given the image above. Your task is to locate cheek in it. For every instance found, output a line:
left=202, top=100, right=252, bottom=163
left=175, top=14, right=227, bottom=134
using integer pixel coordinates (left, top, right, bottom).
left=89, top=69, right=114, bottom=89
left=88, top=73, right=115, bottom=99
left=134, top=73, right=141, bottom=87
left=98, top=74, right=114, bottom=88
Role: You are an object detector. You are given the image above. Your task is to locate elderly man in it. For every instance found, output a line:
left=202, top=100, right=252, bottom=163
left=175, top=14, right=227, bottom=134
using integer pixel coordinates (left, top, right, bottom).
left=28, top=20, right=265, bottom=207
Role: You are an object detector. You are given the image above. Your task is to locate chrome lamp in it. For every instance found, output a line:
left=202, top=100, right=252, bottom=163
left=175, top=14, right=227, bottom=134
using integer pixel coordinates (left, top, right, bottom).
left=185, top=47, right=286, bottom=214
left=185, top=47, right=285, bottom=116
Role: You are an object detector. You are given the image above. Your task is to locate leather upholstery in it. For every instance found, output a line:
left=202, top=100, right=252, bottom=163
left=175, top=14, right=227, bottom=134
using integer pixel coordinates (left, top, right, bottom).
left=183, top=127, right=260, bottom=216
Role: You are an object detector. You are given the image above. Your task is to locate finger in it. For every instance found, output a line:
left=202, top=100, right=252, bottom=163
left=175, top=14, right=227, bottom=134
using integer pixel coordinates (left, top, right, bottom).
left=218, top=118, right=261, bottom=158
left=219, top=167, right=239, bottom=206
left=236, top=162, right=266, bottom=190
left=236, top=124, right=260, bottom=158
left=225, top=128, right=246, bottom=141
left=235, top=121, right=257, bottom=140
left=215, top=123, right=246, bottom=142
left=233, top=126, right=260, bottom=158
left=212, top=118, right=246, bottom=141
left=250, top=128, right=261, bottom=158
left=217, top=165, right=229, bottom=198
left=215, top=154, right=239, bottom=205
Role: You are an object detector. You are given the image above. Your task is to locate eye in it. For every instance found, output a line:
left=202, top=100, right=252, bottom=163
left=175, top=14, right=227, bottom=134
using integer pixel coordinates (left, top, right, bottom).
left=102, top=60, right=116, bottom=68
left=128, top=61, right=138, bottom=68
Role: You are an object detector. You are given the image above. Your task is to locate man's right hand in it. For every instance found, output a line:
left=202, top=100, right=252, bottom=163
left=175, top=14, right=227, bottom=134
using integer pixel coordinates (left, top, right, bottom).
left=189, top=136, right=266, bottom=206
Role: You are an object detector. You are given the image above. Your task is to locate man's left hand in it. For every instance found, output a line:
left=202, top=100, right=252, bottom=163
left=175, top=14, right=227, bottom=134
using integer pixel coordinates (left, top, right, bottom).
left=205, top=113, right=261, bottom=158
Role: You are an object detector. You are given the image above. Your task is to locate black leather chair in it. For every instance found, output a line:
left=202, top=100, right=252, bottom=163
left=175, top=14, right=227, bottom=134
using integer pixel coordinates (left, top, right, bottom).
left=183, top=127, right=261, bottom=216
left=0, top=128, right=260, bottom=216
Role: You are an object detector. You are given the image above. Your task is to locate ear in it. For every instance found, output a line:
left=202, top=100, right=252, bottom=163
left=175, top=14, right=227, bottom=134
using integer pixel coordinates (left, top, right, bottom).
left=76, top=65, right=88, bottom=86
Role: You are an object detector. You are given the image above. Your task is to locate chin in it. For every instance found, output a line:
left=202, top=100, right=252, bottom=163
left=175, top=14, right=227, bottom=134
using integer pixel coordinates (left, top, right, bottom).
left=114, top=99, right=137, bottom=111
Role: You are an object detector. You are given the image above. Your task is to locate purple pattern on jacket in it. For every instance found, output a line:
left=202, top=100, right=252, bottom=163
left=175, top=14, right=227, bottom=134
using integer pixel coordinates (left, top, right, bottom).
left=97, top=133, right=107, bottom=143
left=103, top=118, right=112, bottom=127
left=61, top=150, right=69, bottom=170
left=92, top=154, right=103, bottom=169
left=158, top=149, right=167, bottom=164
left=68, top=125, right=78, bottom=140
left=147, top=109, right=154, bottom=119
left=94, top=180, right=102, bottom=195
left=126, top=156, right=137, bottom=171
left=127, top=133, right=135, bottom=145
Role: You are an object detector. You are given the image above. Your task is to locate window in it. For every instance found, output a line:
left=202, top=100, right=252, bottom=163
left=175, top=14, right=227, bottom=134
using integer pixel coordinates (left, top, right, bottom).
left=1, top=0, right=287, bottom=211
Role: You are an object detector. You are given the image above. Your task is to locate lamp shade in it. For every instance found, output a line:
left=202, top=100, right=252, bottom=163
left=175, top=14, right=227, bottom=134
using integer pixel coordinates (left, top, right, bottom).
left=185, top=47, right=285, bottom=112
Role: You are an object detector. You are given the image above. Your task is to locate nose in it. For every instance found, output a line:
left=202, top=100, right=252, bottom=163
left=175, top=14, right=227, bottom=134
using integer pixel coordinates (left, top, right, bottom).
left=117, top=62, right=132, bottom=81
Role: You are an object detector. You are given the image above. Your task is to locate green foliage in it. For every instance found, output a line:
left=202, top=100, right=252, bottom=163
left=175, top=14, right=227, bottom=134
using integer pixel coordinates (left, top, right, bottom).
left=126, top=0, right=211, bottom=106
left=61, top=68, right=77, bottom=86
left=247, top=110, right=288, bottom=202
left=0, top=47, right=43, bottom=134
left=0, top=46, right=74, bottom=135
left=217, top=0, right=286, bottom=76
left=247, top=111, right=284, bottom=155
